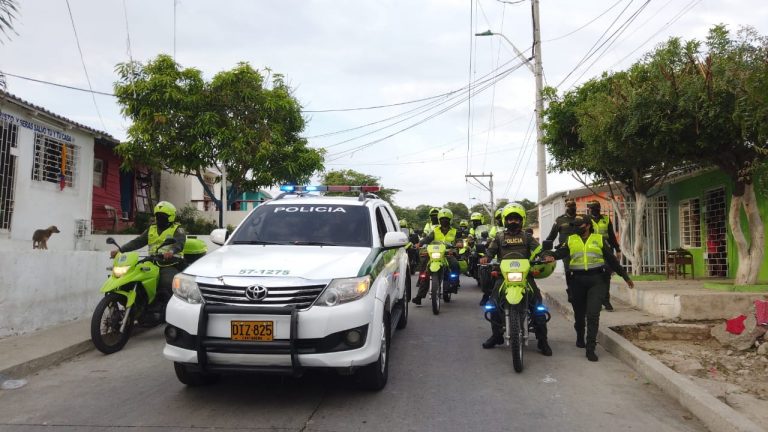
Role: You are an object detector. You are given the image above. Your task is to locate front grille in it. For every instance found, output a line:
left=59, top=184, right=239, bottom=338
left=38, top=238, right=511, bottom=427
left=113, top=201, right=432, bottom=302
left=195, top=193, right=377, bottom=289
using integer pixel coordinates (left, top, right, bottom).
left=198, top=283, right=326, bottom=309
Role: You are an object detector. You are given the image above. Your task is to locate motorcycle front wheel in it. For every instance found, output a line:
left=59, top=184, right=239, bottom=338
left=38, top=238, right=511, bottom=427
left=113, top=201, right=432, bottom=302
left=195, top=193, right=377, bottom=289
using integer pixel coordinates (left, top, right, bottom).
left=431, top=272, right=442, bottom=315
left=508, top=307, right=525, bottom=373
left=91, top=292, right=134, bottom=354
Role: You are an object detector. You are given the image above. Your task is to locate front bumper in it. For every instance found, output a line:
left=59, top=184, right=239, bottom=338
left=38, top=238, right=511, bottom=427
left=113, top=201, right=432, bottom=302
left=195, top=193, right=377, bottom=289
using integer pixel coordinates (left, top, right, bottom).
left=163, top=294, right=384, bottom=374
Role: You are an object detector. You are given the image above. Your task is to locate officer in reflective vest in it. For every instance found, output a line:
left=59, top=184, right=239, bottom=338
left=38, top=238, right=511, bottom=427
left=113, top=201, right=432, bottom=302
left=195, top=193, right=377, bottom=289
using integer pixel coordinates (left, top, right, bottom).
left=412, top=208, right=460, bottom=306
left=423, top=207, right=440, bottom=236
left=110, top=201, right=187, bottom=316
left=587, top=200, right=621, bottom=311
left=545, top=215, right=633, bottom=362
left=543, top=197, right=581, bottom=303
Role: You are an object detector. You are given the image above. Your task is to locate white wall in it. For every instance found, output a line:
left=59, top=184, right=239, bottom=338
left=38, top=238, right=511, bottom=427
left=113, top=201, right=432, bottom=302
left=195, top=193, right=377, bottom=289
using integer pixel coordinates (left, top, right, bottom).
left=0, top=235, right=220, bottom=337
left=1, top=104, right=95, bottom=251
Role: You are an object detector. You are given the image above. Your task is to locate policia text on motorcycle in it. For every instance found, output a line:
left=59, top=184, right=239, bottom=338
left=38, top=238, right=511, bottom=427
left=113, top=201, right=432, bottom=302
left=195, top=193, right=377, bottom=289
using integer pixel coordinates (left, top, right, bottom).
left=109, top=201, right=187, bottom=318
left=544, top=214, right=634, bottom=362
left=412, top=208, right=461, bottom=305
left=480, top=203, right=552, bottom=356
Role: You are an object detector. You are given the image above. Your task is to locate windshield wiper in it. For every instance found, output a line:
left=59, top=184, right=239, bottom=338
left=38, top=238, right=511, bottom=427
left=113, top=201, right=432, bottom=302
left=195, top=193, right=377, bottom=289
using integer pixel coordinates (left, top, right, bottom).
left=292, top=241, right=341, bottom=246
left=231, top=240, right=289, bottom=245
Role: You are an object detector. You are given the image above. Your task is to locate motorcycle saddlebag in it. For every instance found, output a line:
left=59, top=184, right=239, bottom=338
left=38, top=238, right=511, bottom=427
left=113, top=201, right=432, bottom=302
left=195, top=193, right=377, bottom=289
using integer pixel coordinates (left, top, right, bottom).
left=183, top=236, right=207, bottom=264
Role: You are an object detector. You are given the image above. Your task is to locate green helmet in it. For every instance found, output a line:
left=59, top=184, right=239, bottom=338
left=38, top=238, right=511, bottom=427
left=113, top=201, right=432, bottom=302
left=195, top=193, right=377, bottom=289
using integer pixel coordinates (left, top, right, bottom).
left=470, top=212, right=484, bottom=224
left=459, top=219, right=468, bottom=228
left=399, top=219, right=408, bottom=228
left=153, top=201, right=177, bottom=223
left=494, top=208, right=503, bottom=225
left=531, top=261, right=556, bottom=279
left=429, top=207, right=440, bottom=216
left=437, top=208, right=453, bottom=222
left=501, top=202, right=526, bottom=227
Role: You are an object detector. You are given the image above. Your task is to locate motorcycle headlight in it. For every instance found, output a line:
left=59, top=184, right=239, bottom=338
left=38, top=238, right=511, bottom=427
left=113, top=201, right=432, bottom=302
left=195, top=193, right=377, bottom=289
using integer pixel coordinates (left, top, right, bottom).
left=112, top=266, right=130, bottom=278
left=315, top=276, right=371, bottom=307
left=507, top=272, right=524, bottom=282
left=430, top=252, right=442, bottom=259
left=172, top=273, right=203, bottom=304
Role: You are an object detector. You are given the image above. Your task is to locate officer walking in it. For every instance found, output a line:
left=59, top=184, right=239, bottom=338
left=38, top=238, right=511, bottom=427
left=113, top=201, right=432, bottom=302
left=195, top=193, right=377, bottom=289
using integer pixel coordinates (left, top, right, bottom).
left=412, top=208, right=461, bottom=305
left=480, top=203, right=552, bottom=356
left=587, top=200, right=622, bottom=311
left=545, top=215, right=633, bottom=361
left=543, top=198, right=580, bottom=302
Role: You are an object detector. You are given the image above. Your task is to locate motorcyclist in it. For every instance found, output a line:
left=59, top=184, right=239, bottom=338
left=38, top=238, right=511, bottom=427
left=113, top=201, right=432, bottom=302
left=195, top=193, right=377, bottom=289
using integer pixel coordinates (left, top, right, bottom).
left=488, top=208, right=503, bottom=238
left=480, top=203, right=552, bottom=356
left=400, top=219, right=420, bottom=270
left=457, top=219, right=470, bottom=239
left=423, top=207, right=440, bottom=235
left=412, top=208, right=461, bottom=306
left=468, top=212, right=486, bottom=237
left=109, top=201, right=186, bottom=318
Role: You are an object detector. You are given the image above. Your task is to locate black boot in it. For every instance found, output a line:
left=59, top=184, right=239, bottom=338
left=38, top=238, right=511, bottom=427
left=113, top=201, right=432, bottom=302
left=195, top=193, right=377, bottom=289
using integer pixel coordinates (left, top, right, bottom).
left=537, top=339, right=553, bottom=356
left=586, top=349, right=598, bottom=362
left=411, top=297, right=422, bottom=306
left=576, top=334, right=586, bottom=348
left=482, top=334, right=504, bottom=349
left=603, top=300, right=614, bottom=311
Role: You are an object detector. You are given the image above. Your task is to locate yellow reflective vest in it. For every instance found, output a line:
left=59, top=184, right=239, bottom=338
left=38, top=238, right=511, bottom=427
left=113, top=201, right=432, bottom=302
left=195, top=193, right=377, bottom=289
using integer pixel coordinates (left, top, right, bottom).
left=591, top=215, right=611, bottom=236
left=433, top=227, right=457, bottom=244
left=567, top=233, right=604, bottom=271
left=148, top=223, right=183, bottom=256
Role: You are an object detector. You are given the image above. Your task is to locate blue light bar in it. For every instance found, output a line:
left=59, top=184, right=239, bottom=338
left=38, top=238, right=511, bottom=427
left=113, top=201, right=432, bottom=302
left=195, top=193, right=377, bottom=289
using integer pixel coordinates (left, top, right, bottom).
left=305, top=185, right=329, bottom=192
left=279, top=185, right=295, bottom=192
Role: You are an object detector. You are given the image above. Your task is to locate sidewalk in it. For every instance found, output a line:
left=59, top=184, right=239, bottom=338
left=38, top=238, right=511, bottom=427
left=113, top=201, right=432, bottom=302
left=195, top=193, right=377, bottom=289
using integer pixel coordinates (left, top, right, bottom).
left=537, top=275, right=765, bottom=432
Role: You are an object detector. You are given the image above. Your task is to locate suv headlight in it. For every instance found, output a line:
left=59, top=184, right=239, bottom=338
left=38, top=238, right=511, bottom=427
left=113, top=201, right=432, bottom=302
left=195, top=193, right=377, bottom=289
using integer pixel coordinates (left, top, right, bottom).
left=315, top=276, right=371, bottom=307
left=507, top=272, right=524, bottom=282
left=172, top=273, right=203, bottom=304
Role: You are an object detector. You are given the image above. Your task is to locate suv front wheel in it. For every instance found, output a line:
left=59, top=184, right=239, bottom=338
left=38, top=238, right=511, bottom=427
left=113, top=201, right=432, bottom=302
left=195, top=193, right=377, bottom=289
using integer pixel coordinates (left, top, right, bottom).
left=356, top=312, right=390, bottom=391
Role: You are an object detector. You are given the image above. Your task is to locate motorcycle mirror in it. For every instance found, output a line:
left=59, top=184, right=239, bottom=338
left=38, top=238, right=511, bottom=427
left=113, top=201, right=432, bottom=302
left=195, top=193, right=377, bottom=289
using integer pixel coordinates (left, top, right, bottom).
left=106, top=237, right=117, bottom=246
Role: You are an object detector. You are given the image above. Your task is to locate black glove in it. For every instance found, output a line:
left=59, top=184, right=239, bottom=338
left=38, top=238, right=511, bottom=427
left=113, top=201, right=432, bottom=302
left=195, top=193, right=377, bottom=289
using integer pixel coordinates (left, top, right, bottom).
left=542, top=240, right=553, bottom=250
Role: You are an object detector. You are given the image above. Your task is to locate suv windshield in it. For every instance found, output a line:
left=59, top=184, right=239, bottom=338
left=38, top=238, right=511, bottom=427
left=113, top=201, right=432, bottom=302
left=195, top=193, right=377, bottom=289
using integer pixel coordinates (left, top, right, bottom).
left=230, top=204, right=372, bottom=247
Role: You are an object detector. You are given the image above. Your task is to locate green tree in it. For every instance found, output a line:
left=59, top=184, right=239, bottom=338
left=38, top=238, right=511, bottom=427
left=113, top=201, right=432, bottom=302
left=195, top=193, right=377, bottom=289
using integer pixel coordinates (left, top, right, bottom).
left=442, top=202, right=469, bottom=224
left=320, top=169, right=399, bottom=205
left=518, top=198, right=539, bottom=226
left=113, top=54, right=324, bottom=211
left=669, top=26, right=767, bottom=284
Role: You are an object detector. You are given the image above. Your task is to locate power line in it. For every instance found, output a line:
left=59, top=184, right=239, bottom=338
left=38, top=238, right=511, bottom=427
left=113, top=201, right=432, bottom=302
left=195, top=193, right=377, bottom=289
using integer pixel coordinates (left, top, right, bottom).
left=0, top=71, right=115, bottom=96
left=543, top=0, right=626, bottom=43
left=503, top=112, right=535, bottom=197
left=466, top=0, right=476, bottom=174
left=65, top=0, right=107, bottom=131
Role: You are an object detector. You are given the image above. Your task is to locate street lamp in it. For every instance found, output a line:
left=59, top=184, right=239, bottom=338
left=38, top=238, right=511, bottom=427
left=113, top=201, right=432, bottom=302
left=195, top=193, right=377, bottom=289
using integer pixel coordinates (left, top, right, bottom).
left=475, top=0, right=546, bottom=202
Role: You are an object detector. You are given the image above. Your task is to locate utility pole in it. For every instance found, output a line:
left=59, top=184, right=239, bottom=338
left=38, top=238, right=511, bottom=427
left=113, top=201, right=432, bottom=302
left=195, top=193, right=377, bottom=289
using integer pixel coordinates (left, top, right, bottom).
left=465, top=173, right=494, bottom=221
left=219, top=164, right=227, bottom=229
left=533, top=0, right=546, bottom=202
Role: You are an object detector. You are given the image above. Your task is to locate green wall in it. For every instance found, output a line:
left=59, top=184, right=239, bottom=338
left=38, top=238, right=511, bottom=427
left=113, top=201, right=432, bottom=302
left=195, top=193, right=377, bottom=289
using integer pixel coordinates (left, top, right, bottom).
left=665, top=169, right=768, bottom=282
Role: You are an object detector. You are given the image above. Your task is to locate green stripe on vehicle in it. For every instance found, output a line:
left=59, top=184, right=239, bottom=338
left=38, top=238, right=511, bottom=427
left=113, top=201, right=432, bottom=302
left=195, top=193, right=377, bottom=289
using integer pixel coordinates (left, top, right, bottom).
left=358, top=248, right=398, bottom=278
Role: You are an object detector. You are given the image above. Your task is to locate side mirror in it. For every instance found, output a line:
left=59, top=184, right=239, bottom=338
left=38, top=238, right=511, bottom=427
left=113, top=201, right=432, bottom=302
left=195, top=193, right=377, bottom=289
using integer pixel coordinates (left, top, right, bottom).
left=383, top=231, right=408, bottom=249
left=210, top=228, right=228, bottom=246
left=106, top=237, right=117, bottom=246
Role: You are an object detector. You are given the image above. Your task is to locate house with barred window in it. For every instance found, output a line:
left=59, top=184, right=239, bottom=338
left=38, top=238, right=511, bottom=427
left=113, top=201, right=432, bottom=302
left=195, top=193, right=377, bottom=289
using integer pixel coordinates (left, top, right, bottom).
left=0, top=91, right=129, bottom=250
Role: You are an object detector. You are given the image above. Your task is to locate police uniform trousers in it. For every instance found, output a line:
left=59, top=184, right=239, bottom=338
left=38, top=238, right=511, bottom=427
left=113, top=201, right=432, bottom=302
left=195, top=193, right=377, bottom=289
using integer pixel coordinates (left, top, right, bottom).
left=569, top=269, right=608, bottom=350
left=487, top=277, right=547, bottom=342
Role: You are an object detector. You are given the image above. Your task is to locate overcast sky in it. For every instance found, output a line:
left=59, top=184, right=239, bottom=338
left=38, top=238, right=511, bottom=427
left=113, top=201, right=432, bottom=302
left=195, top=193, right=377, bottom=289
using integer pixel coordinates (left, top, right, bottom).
left=2, top=0, right=766, bottom=209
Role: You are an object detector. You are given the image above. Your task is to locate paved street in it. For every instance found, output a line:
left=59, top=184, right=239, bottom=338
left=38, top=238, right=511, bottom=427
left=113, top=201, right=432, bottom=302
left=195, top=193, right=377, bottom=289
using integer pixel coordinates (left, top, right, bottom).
left=0, top=275, right=705, bottom=432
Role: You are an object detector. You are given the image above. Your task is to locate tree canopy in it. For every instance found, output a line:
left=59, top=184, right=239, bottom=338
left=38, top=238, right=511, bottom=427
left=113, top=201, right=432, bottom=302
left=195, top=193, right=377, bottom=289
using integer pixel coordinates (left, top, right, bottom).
left=113, top=54, right=325, bottom=210
left=320, top=169, right=399, bottom=204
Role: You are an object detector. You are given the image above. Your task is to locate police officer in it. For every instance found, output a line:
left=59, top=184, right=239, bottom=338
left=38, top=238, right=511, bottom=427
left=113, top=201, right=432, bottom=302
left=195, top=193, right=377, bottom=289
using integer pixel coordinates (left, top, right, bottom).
left=587, top=200, right=622, bottom=311
left=423, top=207, right=440, bottom=235
left=110, top=201, right=186, bottom=319
left=468, top=212, right=486, bottom=237
left=412, top=208, right=461, bottom=305
left=543, top=198, right=581, bottom=302
left=545, top=215, right=634, bottom=361
left=480, top=203, right=552, bottom=356
left=458, top=219, right=470, bottom=239
left=488, top=208, right=503, bottom=238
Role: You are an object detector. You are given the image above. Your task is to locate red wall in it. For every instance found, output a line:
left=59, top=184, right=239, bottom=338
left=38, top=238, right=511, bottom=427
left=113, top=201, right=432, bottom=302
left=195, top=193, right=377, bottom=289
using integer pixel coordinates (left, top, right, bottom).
left=92, top=145, right=124, bottom=232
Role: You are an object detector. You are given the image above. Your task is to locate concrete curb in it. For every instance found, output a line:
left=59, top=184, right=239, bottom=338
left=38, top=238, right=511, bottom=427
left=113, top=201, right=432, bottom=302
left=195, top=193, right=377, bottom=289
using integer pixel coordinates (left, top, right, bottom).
left=1, top=339, right=93, bottom=379
left=542, top=291, right=765, bottom=432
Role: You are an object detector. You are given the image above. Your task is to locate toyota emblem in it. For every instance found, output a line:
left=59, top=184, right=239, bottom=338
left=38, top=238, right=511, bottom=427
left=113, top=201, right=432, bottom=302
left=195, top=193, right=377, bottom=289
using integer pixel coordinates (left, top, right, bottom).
left=244, top=285, right=269, bottom=301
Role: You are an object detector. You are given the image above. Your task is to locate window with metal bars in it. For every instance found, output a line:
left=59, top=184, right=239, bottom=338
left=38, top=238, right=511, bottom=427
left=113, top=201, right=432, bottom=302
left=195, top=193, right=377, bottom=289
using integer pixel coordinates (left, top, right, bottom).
left=0, top=120, right=18, bottom=231
left=679, top=198, right=701, bottom=248
left=31, top=133, right=78, bottom=187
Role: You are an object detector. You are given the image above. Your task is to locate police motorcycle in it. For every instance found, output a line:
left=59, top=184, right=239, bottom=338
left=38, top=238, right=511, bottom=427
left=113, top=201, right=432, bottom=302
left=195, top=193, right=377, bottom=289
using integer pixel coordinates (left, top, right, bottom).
left=419, top=240, right=461, bottom=314
left=90, top=236, right=207, bottom=354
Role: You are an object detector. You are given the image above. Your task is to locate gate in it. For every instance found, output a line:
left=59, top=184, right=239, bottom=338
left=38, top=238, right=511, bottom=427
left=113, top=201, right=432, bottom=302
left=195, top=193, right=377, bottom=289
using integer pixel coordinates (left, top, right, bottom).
left=704, top=187, right=727, bottom=277
left=622, top=195, right=669, bottom=274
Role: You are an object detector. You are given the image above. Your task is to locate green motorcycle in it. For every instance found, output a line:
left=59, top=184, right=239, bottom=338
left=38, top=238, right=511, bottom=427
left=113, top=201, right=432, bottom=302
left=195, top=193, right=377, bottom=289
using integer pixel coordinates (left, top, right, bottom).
left=418, top=242, right=460, bottom=315
left=90, top=236, right=207, bottom=354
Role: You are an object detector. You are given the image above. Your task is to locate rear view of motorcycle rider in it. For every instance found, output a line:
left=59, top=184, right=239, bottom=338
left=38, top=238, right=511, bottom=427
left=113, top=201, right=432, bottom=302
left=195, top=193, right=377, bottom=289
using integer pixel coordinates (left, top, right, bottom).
left=109, top=201, right=186, bottom=319
left=412, top=208, right=461, bottom=305
left=480, top=203, right=552, bottom=356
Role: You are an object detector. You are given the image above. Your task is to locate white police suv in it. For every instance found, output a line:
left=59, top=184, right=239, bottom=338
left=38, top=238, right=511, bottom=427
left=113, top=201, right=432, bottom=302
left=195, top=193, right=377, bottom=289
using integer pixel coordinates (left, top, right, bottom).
left=163, top=185, right=411, bottom=390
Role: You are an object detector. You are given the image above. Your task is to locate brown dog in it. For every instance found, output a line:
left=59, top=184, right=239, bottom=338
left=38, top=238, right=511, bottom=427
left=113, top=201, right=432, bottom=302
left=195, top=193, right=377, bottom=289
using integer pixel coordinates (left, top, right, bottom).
left=32, top=226, right=60, bottom=249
